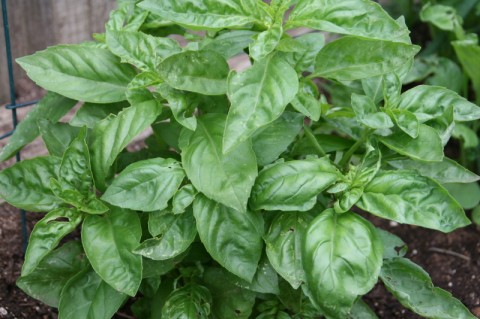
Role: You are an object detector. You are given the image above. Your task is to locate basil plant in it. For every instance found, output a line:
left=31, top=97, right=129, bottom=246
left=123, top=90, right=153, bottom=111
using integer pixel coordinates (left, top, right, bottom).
left=1, top=0, right=478, bottom=318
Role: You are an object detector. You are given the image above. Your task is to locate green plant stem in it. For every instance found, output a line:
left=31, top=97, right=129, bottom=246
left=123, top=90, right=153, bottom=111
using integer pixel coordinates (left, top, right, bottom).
left=303, top=124, right=326, bottom=157
left=338, top=133, right=368, bottom=168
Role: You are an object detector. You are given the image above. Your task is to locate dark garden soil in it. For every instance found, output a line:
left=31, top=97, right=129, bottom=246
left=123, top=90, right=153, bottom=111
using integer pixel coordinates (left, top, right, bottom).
left=0, top=202, right=479, bottom=318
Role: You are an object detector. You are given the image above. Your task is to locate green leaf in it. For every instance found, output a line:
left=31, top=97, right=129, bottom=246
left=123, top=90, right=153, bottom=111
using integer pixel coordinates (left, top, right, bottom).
left=0, top=92, right=76, bottom=162
left=102, top=158, right=185, bottom=212
left=227, top=255, right=280, bottom=295
left=106, top=29, right=181, bottom=70
left=223, top=54, right=299, bottom=153
left=138, top=0, right=265, bottom=30
left=350, top=299, right=379, bottom=319
left=134, top=210, right=197, bottom=260
left=38, top=120, right=81, bottom=157
left=162, top=283, right=212, bottom=319
left=249, top=23, right=283, bottom=61
left=420, top=3, right=461, bottom=31
left=278, top=32, right=325, bottom=72
left=250, top=157, right=340, bottom=211
left=287, top=0, right=409, bottom=42
left=380, top=258, right=477, bottom=319
left=142, top=253, right=188, bottom=278
left=156, top=84, right=197, bottom=131
left=302, top=210, right=383, bottom=318
left=398, top=85, right=480, bottom=122
left=90, top=102, right=162, bottom=190
left=16, top=45, right=136, bottom=103
left=377, top=124, right=444, bottom=162
left=383, top=73, right=402, bottom=108
left=172, top=184, right=198, bottom=215
left=181, top=114, right=258, bottom=213
left=70, top=102, right=128, bottom=128
left=388, top=157, right=480, bottom=184
left=203, top=267, right=256, bottom=319
left=351, top=94, right=394, bottom=130
left=58, top=267, right=128, bottom=319
left=17, top=241, right=88, bottom=307
left=358, top=170, right=470, bottom=232
left=50, top=180, right=109, bottom=215
left=252, top=112, right=304, bottom=166
left=22, top=207, right=82, bottom=276
left=0, top=157, right=61, bottom=212
left=452, top=40, right=480, bottom=103
left=377, top=228, right=407, bottom=259
left=290, top=79, right=322, bottom=121
left=443, top=182, right=480, bottom=210
left=313, top=37, right=419, bottom=81
left=453, top=124, right=479, bottom=148
left=158, top=50, right=229, bottom=95
left=81, top=208, right=142, bottom=296
left=193, top=195, right=264, bottom=282
left=201, top=30, right=257, bottom=59
left=265, top=212, right=313, bottom=289
left=386, top=108, right=419, bottom=138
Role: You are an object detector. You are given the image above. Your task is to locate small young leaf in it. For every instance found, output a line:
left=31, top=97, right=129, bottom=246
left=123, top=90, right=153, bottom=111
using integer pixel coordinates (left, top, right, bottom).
left=376, top=228, right=407, bottom=259
left=172, top=184, right=197, bottom=215
left=265, top=212, right=313, bottom=289
left=0, top=92, right=76, bottom=162
left=161, top=283, right=212, bottom=318
left=452, top=40, right=480, bottom=102
left=380, top=258, right=477, bottom=319
left=134, top=211, right=197, bottom=260
left=16, top=45, right=136, bottom=103
left=181, top=114, right=258, bottom=213
left=193, top=195, right=264, bottom=282
left=302, top=209, right=383, bottom=318
left=158, top=50, right=229, bottom=95
left=201, top=30, right=257, bottom=59
left=313, top=37, right=420, bottom=81
left=82, top=208, right=142, bottom=296
left=287, top=0, right=409, bottom=42
left=278, top=32, right=325, bottom=72
left=0, top=157, right=61, bottom=212
left=386, top=108, right=419, bottom=138
left=22, top=208, right=83, bottom=276
left=250, top=157, right=340, bottom=211
left=223, top=54, right=299, bottom=153
left=102, top=158, right=185, bottom=212
left=38, top=120, right=81, bottom=157
left=420, top=3, right=461, bottom=32
left=156, top=84, right=197, bottom=131
left=228, top=256, right=280, bottom=295
left=358, top=170, right=470, bottom=232
left=58, top=267, right=128, bottom=319
left=350, top=299, right=379, bottom=319
left=443, top=182, right=480, bottom=210
left=249, top=22, right=283, bottom=61
left=17, top=241, right=88, bottom=307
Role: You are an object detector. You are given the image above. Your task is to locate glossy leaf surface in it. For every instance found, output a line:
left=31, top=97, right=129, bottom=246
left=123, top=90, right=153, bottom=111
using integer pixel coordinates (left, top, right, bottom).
left=161, top=283, right=212, bottom=319
left=193, top=195, right=263, bottom=282
left=358, top=170, right=470, bottom=232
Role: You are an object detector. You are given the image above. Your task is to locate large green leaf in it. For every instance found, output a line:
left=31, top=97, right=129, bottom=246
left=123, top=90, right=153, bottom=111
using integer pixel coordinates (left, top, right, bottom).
left=81, top=208, right=142, bottom=296
left=380, top=258, right=476, bottom=319
left=158, top=50, right=229, bottom=95
left=17, top=45, right=136, bottom=103
left=302, top=210, right=383, bottom=318
left=398, top=85, right=480, bottom=122
left=90, top=102, right=162, bottom=190
left=223, top=54, right=299, bottom=153
left=193, top=195, right=264, bottom=282
left=250, top=157, right=340, bottom=211
left=134, top=210, right=197, bottom=260
left=313, top=37, right=419, bottom=81
left=17, top=241, right=88, bottom=308
left=181, top=114, right=258, bottom=213
left=203, top=267, right=256, bottom=319
left=265, top=212, right=313, bottom=289
left=377, top=125, right=444, bottom=162
left=0, top=92, right=76, bottom=162
left=22, top=208, right=82, bottom=276
left=358, top=170, right=470, bottom=232
left=102, top=158, right=185, bottom=212
left=138, top=0, right=266, bottom=30
left=252, top=112, right=304, bottom=166
left=70, top=102, right=128, bottom=128
left=106, top=29, right=181, bottom=71
left=452, top=40, right=480, bottom=103
left=161, top=283, right=212, bottom=319
left=388, top=157, right=480, bottom=184
left=58, top=267, right=128, bottom=319
left=0, top=157, right=61, bottom=212
left=287, top=0, right=409, bottom=42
